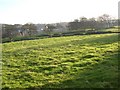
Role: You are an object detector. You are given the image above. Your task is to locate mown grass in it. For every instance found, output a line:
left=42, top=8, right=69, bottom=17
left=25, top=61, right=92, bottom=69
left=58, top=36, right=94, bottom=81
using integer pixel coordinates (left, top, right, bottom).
left=2, top=33, right=119, bottom=89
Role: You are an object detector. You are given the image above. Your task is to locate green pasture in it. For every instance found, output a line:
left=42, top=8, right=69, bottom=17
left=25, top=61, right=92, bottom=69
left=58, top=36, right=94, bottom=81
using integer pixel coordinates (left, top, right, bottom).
left=2, top=33, right=119, bottom=88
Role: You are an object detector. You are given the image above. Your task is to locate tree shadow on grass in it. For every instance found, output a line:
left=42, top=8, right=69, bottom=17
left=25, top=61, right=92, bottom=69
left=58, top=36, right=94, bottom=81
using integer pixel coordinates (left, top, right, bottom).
left=26, top=51, right=119, bottom=89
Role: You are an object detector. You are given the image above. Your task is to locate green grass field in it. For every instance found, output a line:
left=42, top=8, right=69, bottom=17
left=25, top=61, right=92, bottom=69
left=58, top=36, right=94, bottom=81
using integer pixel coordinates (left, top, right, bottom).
left=2, top=33, right=119, bottom=89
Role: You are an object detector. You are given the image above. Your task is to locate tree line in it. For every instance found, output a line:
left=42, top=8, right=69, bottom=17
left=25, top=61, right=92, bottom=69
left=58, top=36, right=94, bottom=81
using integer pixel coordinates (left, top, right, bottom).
left=67, top=14, right=118, bottom=31
left=2, top=23, right=37, bottom=39
left=2, top=14, right=118, bottom=42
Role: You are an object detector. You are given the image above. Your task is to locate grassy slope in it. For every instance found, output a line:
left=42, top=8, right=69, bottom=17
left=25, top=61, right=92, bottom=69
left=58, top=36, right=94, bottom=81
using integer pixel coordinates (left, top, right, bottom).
left=2, top=33, right=119, bottom=88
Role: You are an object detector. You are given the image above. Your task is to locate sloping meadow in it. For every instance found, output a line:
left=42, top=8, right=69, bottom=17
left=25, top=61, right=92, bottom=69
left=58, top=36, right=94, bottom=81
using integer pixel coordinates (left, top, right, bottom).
left=2, top=33, right=119, bottom=88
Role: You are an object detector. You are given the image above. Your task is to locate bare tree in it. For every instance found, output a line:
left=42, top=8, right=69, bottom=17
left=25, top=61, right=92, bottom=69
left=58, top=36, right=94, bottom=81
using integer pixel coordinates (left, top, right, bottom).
left=44, top=24, right=56, bottom=37
left=3, top=24, right=16, bottom=41
left=22, top=23, right=37, bottom=36
left=97, top=14, right=112, bottom=28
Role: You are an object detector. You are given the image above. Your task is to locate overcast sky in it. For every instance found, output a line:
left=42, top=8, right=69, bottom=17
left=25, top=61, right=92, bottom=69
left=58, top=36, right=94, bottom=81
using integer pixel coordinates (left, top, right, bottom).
left=0, top=0, right=119, bottom=24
